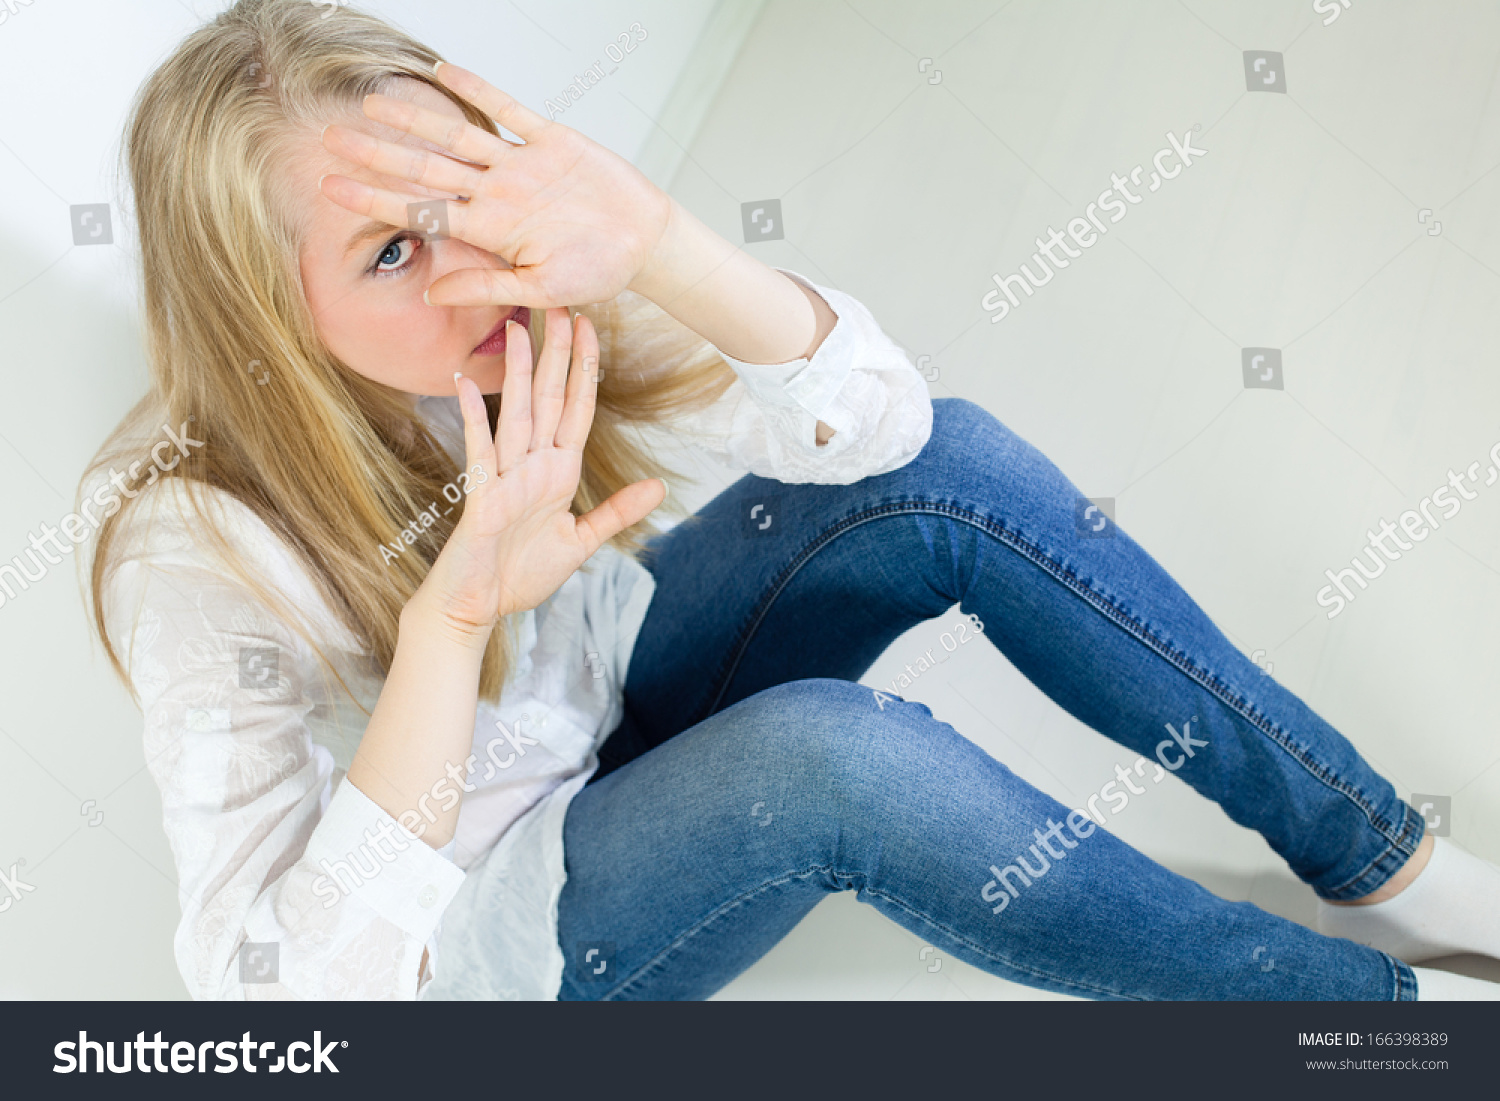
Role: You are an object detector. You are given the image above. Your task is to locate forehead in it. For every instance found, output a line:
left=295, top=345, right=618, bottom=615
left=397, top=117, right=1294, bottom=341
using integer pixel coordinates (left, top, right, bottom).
left=287, top=77, right=469, bottom=239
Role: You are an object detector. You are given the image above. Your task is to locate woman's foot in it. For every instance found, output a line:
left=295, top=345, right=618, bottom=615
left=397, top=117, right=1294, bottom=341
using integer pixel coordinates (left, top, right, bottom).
left=1316, top=834, right=1500, bottom=963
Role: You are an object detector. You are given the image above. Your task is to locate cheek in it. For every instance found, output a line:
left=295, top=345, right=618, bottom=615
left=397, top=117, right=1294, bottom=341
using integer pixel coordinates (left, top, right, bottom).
left=319, top=287, right=447, bottom=387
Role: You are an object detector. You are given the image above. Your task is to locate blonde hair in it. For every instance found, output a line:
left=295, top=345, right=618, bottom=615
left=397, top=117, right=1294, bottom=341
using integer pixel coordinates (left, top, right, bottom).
left=86, top=0, right=734, bottom=703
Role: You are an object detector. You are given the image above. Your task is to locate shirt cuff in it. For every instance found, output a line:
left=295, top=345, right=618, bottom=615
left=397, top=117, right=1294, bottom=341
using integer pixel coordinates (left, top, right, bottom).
left=709, top=269, right=858, bottom=422
left=305, top=778, right=467, bottom=944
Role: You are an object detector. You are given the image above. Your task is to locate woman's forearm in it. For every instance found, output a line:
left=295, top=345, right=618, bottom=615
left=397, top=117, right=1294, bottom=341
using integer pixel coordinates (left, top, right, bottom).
left=344, top=595, right=492, bottom=850
left=628, top=198, right=839, bottom=369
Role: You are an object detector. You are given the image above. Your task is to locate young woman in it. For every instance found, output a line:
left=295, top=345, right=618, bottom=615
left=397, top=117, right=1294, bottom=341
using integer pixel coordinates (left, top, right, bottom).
left=88, top=0, right=1500, bottom=1001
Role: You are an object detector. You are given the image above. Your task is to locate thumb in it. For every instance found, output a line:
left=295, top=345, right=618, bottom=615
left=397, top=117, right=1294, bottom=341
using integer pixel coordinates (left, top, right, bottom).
left=573, top=478, right=667, bottom=557
left=426, top=265, right=557, bottom=309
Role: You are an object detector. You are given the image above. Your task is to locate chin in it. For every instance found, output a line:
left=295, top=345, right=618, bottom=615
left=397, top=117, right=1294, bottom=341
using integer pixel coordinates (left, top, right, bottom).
left=407, top=362, right=504, bottom=398
left=471, top=366, right=506, bottom=395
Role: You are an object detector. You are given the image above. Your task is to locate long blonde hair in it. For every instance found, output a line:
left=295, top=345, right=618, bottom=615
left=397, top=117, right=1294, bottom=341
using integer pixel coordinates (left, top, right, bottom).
left=86, top=0, right=734, bottom=703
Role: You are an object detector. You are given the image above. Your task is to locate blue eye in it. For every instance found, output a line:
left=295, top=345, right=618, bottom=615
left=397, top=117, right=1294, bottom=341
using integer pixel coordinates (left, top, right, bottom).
left=371, top=233, right=420, bottom=277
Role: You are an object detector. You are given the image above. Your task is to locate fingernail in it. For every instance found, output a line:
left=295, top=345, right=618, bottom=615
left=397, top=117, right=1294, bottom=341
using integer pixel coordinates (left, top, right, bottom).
left=320, top=123, right=330, bottom=141
left=316, top=174, right=328, bottom=191
left=423, top=288, right=432, bottom=305
left=454, top=372, right=463, bottom=383
left=433, top=60, right=445, bottom=76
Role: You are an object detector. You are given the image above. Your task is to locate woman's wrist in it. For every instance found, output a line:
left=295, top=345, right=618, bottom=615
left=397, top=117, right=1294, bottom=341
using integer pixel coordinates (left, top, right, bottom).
left=626, top=196, right=707, bottom=306
left=400, top=583, right=496, bottom=656
left=625, top=199, right=830, bottom=366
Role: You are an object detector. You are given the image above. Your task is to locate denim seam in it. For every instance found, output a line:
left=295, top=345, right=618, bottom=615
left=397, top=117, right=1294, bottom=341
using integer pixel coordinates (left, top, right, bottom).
left=1324, top=804, right=1426, bottom=899
left=1390, top=953, right=1418, bottom=1002
left=700, top=499, right=1413, bottom=898
left=605, top=861, right=1135, bottom=1002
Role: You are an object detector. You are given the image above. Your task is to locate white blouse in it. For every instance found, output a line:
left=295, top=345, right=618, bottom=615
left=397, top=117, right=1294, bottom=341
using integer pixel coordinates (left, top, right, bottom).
left=100, top=270, right=933, bottom=1001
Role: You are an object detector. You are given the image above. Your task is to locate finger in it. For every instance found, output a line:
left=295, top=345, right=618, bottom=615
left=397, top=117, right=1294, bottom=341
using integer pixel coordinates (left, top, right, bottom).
left=433, top=61, right=552, bottom=142
left=426, top=266, right=559, bottom=309
left=495, top=321, right=533, bottom=473
left=453, top=372, right=496, bottom=479
left=317, top=175, right=489, bottom=255
left=529, top=308, right=573, bottom=452
left=554, top=312, right=600, bottom=453
left=573, top=479, right=667, bottom=559
left=360, top=90, right=515, bottom=167
left=323, top=122, right=482, bottom=198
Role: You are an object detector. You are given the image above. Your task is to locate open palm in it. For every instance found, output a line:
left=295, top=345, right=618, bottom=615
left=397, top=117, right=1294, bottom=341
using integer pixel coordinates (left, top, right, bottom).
left=427, top=307, right=665, bottom=630
left=321, top=61, right=671, bottom=310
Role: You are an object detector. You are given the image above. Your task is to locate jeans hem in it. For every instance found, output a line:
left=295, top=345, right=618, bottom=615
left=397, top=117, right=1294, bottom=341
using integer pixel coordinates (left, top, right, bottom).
left=1389, top=953, right=1420, bottom=1001
left=1314, top=800, right=1427, bottom=902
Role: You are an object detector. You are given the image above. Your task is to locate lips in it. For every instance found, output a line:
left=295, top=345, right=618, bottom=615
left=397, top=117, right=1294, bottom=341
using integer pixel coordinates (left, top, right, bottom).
left=472, top=306, right=530, bottom=356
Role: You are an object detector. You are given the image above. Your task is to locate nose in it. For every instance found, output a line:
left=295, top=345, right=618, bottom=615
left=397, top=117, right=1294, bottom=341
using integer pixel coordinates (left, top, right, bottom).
left=432, top=237, right=513, bottom=280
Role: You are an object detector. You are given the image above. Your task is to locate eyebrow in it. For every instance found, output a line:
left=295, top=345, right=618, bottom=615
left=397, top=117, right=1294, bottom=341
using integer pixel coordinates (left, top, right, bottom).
left=343, top=219, right=400, bottom=259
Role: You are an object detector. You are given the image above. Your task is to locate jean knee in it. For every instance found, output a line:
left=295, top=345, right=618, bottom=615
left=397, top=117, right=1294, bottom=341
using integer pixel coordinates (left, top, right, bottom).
left=732, top=678, right=876, bottom=775
left=917, top=397, right=1050, bottom=483
left=724, top=679, right=1017, bottom=884
left=731, top=678, right=969, bottom=794
left=927, top=396, right=1007, bottom=455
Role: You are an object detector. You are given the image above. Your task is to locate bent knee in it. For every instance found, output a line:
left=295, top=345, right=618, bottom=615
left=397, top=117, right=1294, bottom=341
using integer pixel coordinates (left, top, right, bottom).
left=929, top=397, right=1002, bottom=446
left=920, top=397, right=1030, bottom=471
left=724, top=678, right=969, bottom=788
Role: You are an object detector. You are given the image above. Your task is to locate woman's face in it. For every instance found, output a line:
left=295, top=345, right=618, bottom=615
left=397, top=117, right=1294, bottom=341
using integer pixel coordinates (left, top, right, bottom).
left=292, top=78, right=525, bottom=398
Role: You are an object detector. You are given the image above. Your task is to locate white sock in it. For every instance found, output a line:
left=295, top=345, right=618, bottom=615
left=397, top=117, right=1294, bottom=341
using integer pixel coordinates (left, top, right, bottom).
left=1413, top=966, right=1500, bottom=1000
left=1315, top=837, right=1500, bottom=963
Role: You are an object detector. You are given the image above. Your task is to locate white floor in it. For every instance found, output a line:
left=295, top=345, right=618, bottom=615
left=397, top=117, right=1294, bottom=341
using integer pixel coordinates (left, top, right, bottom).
left=637, top=0, right=1500, bottom=1000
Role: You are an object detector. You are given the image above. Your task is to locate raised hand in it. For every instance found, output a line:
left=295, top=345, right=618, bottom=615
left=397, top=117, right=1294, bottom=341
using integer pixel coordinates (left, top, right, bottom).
left=319, top=61, right=674, bottom=311
left=416, top=307, right=665, bottom=638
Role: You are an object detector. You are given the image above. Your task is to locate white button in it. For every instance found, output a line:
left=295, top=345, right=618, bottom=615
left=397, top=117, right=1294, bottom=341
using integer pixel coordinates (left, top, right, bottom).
left=418, top=885, right=439, bottom=908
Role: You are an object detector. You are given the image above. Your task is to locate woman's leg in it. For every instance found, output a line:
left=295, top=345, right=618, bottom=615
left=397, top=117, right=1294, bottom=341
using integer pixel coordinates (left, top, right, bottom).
left=561, top=679, right=1413, bottom=1000
left=605, top=397, right=1423, bottom=904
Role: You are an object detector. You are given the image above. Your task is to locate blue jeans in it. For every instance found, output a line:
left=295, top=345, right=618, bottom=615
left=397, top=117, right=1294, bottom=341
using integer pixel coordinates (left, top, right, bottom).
left=555, top=399, right=1423, bottom=1001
